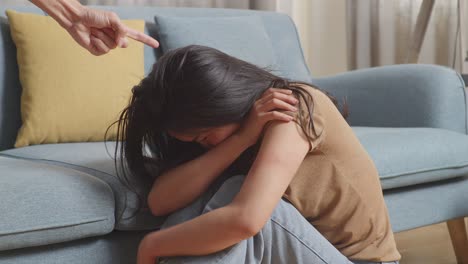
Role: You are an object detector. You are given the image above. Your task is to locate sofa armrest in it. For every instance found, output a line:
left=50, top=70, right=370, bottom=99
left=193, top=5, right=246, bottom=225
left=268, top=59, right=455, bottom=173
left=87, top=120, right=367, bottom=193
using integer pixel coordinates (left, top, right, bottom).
left=311, top=64, right=468, bottom=134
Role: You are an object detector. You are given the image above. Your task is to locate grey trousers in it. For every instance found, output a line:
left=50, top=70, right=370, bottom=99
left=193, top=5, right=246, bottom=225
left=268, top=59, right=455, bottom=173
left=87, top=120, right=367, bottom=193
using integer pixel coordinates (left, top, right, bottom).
left=158, top=175, right=399, bottom=264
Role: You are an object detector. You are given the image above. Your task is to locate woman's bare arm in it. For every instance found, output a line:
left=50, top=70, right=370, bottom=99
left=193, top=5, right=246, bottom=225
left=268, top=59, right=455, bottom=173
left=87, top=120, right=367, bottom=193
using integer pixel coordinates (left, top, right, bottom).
left=137, top=119, right=310, bottom=263
left=147, top=133, right=250, bottom=216
left=148, top=87, right=299, bottom=216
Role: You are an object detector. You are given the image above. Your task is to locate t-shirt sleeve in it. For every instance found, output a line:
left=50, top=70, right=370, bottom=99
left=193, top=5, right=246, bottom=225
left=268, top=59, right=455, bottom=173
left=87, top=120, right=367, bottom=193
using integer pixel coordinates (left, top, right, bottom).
left=288, top=86, right=327, bottom=153
left=300, top=94, right=326, bottom=153
left=274, top=85, right=330, bottom=153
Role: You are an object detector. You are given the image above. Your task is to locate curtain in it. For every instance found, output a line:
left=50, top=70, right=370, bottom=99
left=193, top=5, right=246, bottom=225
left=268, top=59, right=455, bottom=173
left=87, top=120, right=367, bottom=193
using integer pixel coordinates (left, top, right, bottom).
left=287, top=0, right=347, bottom=77
left=347, top=0, right=459, bottom=71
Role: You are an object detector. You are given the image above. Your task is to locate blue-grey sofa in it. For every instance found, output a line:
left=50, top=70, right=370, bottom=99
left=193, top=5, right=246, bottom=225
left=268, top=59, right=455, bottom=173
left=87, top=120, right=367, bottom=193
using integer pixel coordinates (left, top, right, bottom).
left=1, top=5, right=468, bottom=264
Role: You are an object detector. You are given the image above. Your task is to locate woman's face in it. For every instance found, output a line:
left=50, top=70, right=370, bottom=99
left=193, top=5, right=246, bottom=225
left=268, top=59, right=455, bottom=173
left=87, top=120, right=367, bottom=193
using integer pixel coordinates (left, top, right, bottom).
left=167, top=123, right=240, bottom=149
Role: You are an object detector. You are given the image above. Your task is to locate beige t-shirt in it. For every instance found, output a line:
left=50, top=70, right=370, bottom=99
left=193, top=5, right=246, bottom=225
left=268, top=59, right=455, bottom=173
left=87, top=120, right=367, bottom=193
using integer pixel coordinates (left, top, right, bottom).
left=280, top=83, right=401, bottom=262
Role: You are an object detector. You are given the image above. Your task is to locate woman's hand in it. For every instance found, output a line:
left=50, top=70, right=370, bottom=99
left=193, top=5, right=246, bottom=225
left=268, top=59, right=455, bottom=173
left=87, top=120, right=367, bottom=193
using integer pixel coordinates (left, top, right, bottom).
left=137, top=235, right=158, bottom=264
left=31, top=0, right=159, bottom=56
left=67, top=6, right=159, bottom=56
left=235, top=87, right=298, bottom=148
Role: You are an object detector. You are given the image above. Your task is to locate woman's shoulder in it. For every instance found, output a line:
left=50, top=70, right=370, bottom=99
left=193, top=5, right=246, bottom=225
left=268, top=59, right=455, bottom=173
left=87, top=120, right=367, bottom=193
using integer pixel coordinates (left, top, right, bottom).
left=290, top=82, right=335, bottom=112
left=291, top=81, right=327, bottom=95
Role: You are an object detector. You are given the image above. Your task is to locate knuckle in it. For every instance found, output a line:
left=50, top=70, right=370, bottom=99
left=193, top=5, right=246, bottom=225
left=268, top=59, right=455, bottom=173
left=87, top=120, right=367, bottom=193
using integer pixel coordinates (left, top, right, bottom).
left=110, top=12, right=118, bottom=19
left=89, top=48, right=98, bottom=55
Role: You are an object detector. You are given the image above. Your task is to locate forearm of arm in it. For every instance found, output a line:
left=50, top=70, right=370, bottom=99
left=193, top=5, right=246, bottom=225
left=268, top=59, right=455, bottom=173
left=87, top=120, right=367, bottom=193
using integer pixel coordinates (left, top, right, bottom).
left=148, top=134, right=249, bottom=216
left=29, top=0, right=84, bottom=29
left=143, top=204, right=251, bottom=258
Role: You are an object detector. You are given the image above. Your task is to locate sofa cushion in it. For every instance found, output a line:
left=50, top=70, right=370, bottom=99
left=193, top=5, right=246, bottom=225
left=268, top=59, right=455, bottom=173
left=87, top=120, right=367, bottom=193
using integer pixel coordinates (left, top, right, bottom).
left=0, top=6, right=45, bottom=152
left=154, top=15, right=277, bottom=70
left=0, top=229, right=151, bottom=263
left=6, top=10, right=145, bottom=148
left=353, top=127, right=468, bottom=189
left=0, top=156, right=115, bottom=251
left=0, top=142, right=166, bottom=231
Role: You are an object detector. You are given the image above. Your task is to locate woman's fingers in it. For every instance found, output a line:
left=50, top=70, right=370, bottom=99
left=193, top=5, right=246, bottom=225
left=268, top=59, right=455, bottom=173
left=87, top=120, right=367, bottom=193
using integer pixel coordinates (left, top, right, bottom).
left=126, top=26, right=160, bottom=48
left=90, top=28, right=117, bottom=49
left=257, top=89, right=297, bottom=106
left=260, top=110, right=294, bottom=122
left=250, top=87, right=300, bottom=125
left=257, top=92, right=296, bottom=106
left=105, top=11, right=128, bottom=47
left=101, top=27, right=120, bottom=46
left=261, top=87, right=292, bottom=98
left=89, top=35, right=110, bottom=56
left=257, top=87, right=292, bottom=101
left=253, top=87, right=299, bottom=124
left=258, top=97, right=298, bottom=113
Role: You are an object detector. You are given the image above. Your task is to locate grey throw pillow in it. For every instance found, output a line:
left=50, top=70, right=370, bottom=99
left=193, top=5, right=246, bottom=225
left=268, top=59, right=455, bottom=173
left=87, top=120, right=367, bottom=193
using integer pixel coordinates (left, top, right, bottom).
left=153, top=15, right=278, bottom=71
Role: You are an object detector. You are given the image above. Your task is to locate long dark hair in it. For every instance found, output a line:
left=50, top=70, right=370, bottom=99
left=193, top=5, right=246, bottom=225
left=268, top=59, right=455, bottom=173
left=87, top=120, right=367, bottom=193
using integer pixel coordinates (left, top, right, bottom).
left=105, top=45, right=348, bottom=221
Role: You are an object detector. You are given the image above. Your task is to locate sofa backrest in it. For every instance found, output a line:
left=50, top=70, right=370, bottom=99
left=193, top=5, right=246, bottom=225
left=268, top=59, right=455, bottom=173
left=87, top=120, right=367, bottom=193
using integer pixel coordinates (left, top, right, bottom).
left=0, top=5, right=312, bottom=151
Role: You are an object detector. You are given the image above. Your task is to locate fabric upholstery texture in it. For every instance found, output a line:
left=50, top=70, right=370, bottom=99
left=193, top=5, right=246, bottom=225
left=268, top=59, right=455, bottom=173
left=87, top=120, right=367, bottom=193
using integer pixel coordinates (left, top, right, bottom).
left=154, top=15, right=277, bottom=70
left=0, top=229, right=150, bottom=264
left=384, top=176, right=468, bottom=232
left=353, top=127, right=468, bottom=189
left=0, top=142, right=166, bottom=231
left=313, top=64, right=467, bottom=134
left=6, top=10, right=145, bottom=148
left=0, top=155, right=115, bottom=251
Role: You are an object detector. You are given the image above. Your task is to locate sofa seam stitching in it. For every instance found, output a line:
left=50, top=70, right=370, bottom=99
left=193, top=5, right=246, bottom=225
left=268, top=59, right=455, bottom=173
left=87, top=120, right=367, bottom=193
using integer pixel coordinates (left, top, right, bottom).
left=380, top=161, right=468, bottom=179
left=0, top=153, right=128, bottom=222
left=0, top=153, right=116, bottom=180
left=0, top=217, right=110, bottom=237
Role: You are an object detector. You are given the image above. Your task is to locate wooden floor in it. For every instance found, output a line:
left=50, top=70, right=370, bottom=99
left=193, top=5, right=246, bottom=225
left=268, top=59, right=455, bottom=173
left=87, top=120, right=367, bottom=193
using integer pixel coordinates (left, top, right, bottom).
left=394, top=218, right=468, bottom=264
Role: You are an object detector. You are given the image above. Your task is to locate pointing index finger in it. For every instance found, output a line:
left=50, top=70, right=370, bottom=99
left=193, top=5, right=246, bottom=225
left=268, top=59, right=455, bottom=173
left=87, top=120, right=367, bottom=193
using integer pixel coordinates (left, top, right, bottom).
left=125, top=26, right=159, bottom=48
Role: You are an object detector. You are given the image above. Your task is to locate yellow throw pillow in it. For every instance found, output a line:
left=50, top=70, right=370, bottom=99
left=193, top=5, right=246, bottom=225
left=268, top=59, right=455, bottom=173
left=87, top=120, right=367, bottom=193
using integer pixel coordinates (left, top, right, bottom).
left=6, top=10, right=145, bottom=148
